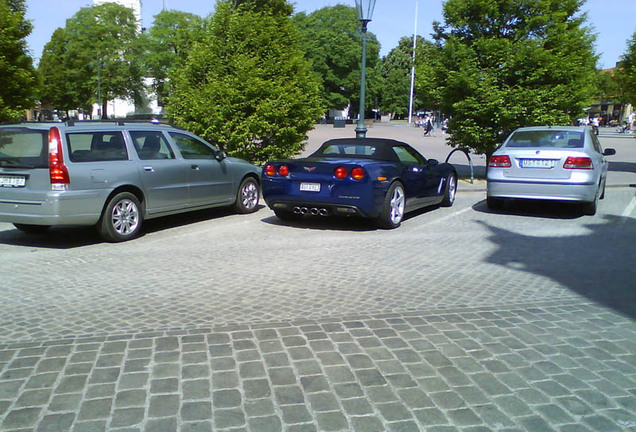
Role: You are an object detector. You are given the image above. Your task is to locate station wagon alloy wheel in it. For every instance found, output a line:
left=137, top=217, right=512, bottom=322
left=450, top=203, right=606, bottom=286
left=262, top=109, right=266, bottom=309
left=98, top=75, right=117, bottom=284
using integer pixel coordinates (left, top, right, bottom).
left=98, top=192, right=142, bottom=242
left=233, top=177, right=260, bottom=214
left=112, top=199, right=140, bottom=235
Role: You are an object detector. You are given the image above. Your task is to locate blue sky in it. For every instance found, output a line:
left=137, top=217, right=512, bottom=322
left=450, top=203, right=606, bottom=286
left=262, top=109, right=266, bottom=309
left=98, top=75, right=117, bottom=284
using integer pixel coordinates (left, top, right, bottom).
left=25, top=0, right=635, bottom=69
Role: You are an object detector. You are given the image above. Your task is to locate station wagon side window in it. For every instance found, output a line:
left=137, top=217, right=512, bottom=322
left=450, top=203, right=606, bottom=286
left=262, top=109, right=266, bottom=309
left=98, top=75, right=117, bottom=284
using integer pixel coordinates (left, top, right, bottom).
left=393, top=145, right=426, bottom=165
left=169, top=133, right=218, bottom=160
left=129, top=131, right=175, bottom=160
left=67, top=131, right=128, bottom=162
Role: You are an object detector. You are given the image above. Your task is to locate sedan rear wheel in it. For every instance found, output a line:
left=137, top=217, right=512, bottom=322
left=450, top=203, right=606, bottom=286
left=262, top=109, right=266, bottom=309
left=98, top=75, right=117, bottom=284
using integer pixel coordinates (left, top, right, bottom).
left=234, top=177, right=260, bottom=214
left=377, top=182, right=405, bottom=229
left=98, top=192, right=142, bottom=242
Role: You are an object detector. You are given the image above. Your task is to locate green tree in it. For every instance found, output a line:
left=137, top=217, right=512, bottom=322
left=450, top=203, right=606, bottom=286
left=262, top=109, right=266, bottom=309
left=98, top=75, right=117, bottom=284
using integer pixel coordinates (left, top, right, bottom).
left=140, top=10, right=204, bottom=107
left=0, top=0, right=37, bottom=122
left=38, top=28, right=78, bottom=114
left=38, top=3, right=143, bottom=118
left=380, top=36, right=424, bottom=118
left=616, top=31, right=636, bottom=106
left=293, top=5, right=381, bottom=116
left=431, top=0, right=598, bottom=156
left=167, top=0, right=324, bottom=163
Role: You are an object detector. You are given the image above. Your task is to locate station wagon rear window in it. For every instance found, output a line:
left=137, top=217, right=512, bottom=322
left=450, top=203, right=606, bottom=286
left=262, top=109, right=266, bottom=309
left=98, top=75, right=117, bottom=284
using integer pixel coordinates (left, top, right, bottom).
left=67, top=132, right=128, bottom=162
left=0, top=128, right=48, bottom=168
left=506, top=130, right=584, bottom=149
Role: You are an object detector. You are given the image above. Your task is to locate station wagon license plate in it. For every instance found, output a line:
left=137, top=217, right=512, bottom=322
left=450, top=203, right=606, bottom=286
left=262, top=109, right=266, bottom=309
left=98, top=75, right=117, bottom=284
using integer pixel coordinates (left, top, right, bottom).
left=0, top=175, right=26, bottom=188
left=520, top=159, right=557, bottom=169
left=300, top=182, right=321, bottom=192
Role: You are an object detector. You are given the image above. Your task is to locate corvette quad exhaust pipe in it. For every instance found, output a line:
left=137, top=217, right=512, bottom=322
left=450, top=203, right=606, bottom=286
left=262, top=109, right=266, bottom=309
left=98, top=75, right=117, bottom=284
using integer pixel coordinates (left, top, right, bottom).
left=319, top=208, right=328, bottom=216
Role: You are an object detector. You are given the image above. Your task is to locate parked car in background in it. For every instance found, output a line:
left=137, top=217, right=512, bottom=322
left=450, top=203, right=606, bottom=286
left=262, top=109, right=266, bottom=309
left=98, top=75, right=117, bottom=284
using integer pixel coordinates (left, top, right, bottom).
left=262, top=137, right=457, bottom=228
left=486, top=126, right=616, bottom=215
left=0, top=121, right=260, bottom=242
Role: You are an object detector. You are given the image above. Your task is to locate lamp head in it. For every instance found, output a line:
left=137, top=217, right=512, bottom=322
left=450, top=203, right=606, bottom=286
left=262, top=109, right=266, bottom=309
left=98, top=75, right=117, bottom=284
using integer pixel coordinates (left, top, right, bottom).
left=355, top=0, right=377, bottom=23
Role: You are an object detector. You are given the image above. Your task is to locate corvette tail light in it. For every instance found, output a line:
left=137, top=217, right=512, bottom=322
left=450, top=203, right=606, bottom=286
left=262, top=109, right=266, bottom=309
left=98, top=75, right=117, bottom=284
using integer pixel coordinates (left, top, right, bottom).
left=351, top=167, right=366, bottom=180
left=334, top=167, right=348, bottom=179
left=563, top=157, right=593, bottom=170
left=278, top=165, right=290, bottom=176
left=264, top=164, right=276, bottom=177
left=48, top=127, right=70, bottom=188
left=489, top=155, right=511, bottom=168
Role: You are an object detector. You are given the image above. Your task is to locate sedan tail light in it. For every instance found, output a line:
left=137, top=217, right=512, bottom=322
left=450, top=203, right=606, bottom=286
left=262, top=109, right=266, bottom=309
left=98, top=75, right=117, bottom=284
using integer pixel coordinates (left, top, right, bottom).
left=489, top=155, right=511, bottom=168
left=48, top=127, right=70, bottom=188
left=563, top=157, right=593, bottom=170
left=334, top=167, right=348, bottom=179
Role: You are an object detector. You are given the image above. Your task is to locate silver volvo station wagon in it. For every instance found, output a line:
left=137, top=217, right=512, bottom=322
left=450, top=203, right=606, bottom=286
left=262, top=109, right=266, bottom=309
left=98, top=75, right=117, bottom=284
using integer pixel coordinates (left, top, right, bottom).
left=0, top=121, right=261, bottom=242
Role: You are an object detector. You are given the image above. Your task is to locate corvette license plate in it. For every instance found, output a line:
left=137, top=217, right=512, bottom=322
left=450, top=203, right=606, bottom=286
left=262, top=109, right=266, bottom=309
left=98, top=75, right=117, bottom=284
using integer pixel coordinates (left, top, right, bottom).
left=300, top=182, right=321, bottom=192
left=520, top=159, right=556, bottom=169
left=0, top=175, right=26, bottom=187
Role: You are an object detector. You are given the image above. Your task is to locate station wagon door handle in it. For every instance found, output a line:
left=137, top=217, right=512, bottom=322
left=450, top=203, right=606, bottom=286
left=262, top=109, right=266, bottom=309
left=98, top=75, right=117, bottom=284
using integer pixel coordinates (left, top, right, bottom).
left=191, top=165, right=200, bottom=170
left=143, top=166, right=154, bottom=172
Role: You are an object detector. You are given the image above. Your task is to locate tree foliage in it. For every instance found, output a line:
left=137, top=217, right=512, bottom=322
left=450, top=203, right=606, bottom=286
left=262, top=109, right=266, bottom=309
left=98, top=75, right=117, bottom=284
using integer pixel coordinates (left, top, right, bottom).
left=167, top=0, right=324, bottom=164
left=139, top=10, right=205, bottom=106
left=616, top=31, right=636, bottom=106
left=430, top=0, right=598, bottom=156
left=379, top=36, right=424, bottom=118
left=293, top=5, right=381, bottom=115
left=0, top=0, right=37, bottom=122
left=38, top=3, right=143, bottom=117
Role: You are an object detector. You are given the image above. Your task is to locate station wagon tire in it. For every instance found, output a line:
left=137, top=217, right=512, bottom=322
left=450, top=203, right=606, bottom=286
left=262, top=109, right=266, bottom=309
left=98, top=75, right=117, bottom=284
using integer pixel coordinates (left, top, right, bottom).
left=441, top=173, right=457, bottom=207
left=98, top=192, right=142, bottom=242
left=377, top=182, right=405, bottom=229
left=234, top=177, right=260, bottom=214
left=13, top=224, right=50, bottom=234
left=273, top=208, right=300, bottom=221
left=582, top=194, right=599, bottom=216
left=486, top=197, right=504, bottom=211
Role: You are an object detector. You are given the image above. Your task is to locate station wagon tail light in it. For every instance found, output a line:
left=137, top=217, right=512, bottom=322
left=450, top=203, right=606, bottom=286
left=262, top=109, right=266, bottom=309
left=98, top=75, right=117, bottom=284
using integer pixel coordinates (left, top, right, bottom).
left=264, top=164, right=276, bottom=177
left=334, top=167, right=348, bottom=179
left=564, top=157, right=593, bottom=170
left=489, top=155, right=511, bottom=168
left=351, top=167, right=366, bottom=180
left=278, top=165, right=290, bottom=176
left=48, top=127, right=70, bottom=188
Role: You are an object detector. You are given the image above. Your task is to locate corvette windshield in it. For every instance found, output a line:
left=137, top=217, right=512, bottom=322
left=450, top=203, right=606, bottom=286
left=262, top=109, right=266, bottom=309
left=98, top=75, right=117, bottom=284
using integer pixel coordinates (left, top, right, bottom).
left=317, top=144, right=378, bottom=157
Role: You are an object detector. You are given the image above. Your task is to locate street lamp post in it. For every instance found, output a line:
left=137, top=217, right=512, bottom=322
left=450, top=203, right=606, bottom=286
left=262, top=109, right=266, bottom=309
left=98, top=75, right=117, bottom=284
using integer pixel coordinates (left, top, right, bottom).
left=354, top=0, right=376, bottom=139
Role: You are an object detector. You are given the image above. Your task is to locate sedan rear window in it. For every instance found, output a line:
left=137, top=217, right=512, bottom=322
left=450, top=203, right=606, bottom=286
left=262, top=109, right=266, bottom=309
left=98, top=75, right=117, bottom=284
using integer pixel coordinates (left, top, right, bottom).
left=506, top=130, right=584, bottom=149
left=0, top=128, right=48, bottom=168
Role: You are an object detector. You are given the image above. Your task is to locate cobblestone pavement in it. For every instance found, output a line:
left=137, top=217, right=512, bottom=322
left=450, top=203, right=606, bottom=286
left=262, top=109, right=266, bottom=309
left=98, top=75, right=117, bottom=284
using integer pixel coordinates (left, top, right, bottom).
left=0, top=125, right=635, bottom=431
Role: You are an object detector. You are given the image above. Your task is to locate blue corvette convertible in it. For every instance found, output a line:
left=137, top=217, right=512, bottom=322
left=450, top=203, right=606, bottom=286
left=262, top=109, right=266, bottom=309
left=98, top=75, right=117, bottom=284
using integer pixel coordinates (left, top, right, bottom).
left=262, top=138, right=457, bottom=228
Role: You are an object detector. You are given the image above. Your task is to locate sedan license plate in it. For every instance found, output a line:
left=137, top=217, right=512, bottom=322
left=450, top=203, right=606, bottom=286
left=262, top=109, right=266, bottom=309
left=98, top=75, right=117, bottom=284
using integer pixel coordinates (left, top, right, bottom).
left=520, top=159, right=556, bottom=169
left=0, top=175, right=26, bottom=187
left=299, top=182, right=321, bottom=192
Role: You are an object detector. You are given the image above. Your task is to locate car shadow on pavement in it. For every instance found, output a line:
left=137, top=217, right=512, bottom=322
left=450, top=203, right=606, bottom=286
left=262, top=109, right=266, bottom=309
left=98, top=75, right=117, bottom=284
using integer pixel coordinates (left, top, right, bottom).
left=472, top=198, right=584, bottom=219
left=609, top=161, right=636, bottom=175
left=0, top=225, right=103, bottom=249
left=0, top=205, right=267, bottom=249
left=477, top=215, right=636, bottom=320
left=261, top=214, right=377, bottom=231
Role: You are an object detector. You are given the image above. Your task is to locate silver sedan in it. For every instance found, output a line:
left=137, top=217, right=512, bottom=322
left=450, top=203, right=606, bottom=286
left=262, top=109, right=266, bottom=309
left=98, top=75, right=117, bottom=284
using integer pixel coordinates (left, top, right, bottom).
left=486, top=126, right=616, bottom=215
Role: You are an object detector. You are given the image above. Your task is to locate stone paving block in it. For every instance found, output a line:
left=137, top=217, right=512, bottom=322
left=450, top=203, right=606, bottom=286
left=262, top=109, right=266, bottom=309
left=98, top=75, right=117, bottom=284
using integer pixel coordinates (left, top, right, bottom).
left=149, top=394, right=179, bottom=417
left=183, top=379, right=211, bottom=400
left=213, top=407, right=245, bottom=429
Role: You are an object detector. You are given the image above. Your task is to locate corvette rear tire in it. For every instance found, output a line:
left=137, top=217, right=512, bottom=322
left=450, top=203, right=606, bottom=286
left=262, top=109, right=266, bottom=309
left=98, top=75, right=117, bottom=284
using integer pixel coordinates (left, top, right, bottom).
left=377, top=182, right=405, bottom=229
left=441, top=173, right=457, bottom=207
